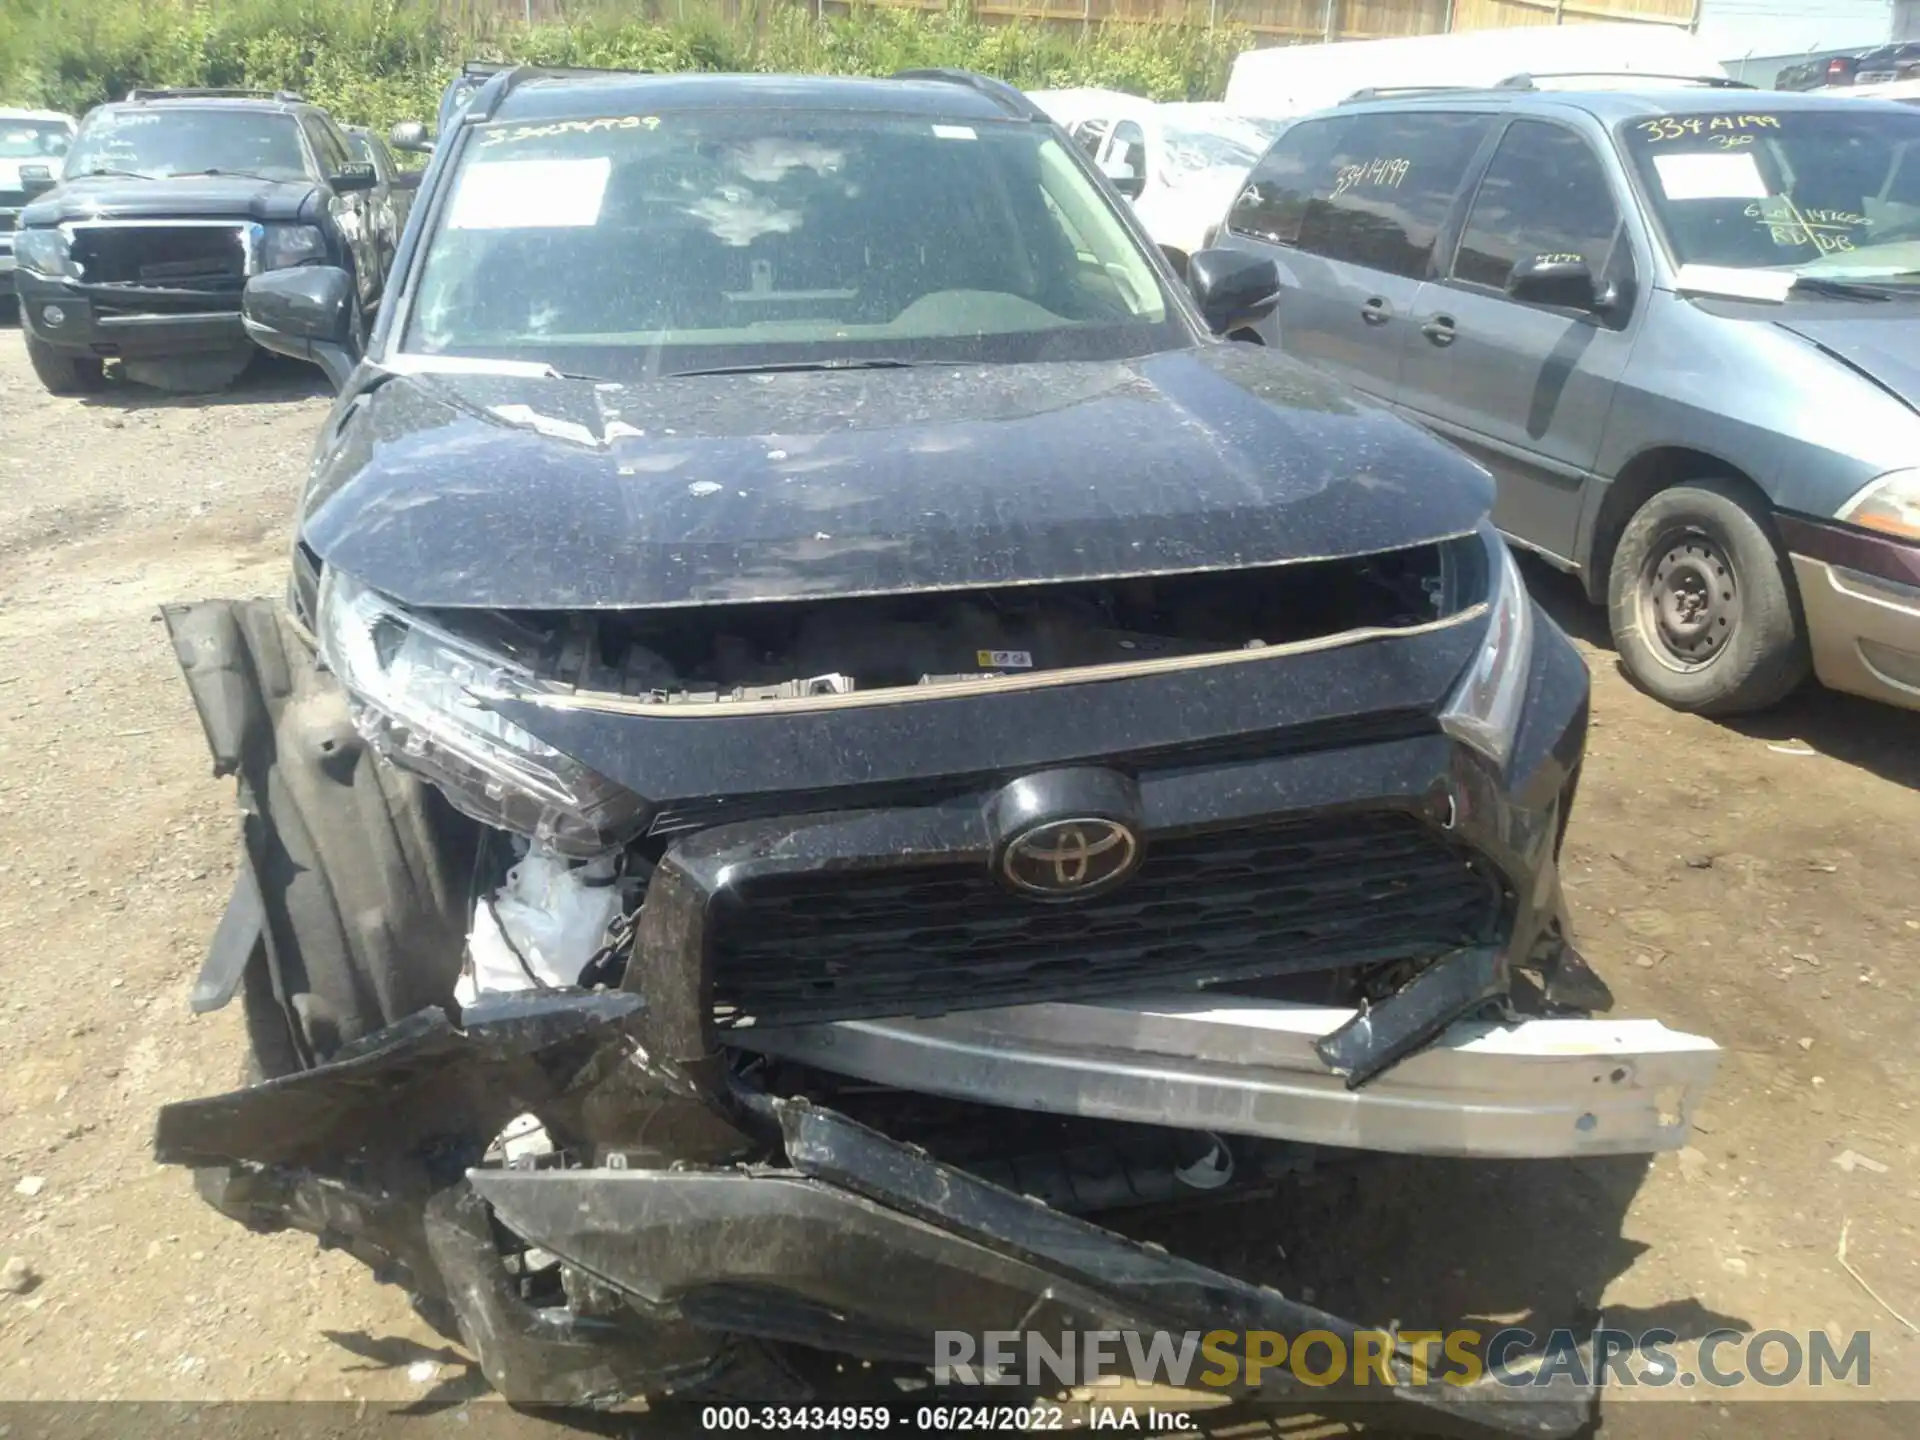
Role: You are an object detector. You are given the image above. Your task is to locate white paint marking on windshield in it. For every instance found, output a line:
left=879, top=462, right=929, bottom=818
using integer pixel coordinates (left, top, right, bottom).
left=448, top=156, right=612, bottom=230
left=932, top=125, right=977, bottom=141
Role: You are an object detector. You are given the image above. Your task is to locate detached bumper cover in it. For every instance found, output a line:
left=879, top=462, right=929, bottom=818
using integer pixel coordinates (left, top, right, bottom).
left=735, top=991, right=1719, bottom=1159
left=156, top=996, right=1599, bottom=1434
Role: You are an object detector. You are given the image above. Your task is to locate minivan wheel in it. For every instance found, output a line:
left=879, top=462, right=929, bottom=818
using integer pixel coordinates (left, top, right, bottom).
left=1607, top=479, right=1809, bottom=716
left=24, top=334, right=105, bottom=395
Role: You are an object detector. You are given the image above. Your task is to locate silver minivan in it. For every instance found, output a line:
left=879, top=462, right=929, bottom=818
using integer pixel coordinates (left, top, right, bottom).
left=1214, top=81, right=1920, bottom=716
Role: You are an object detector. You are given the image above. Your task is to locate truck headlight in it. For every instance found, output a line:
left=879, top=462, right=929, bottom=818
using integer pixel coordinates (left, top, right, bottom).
left=13, top=228, right=78, bottom=279
left=316, top=568, right=644, bottom=855
left=259, top=223, right=327, bottom=271
left=1439, top=529, right=1535, bottom=771
left=1838, top=468, right=1920, bottom=542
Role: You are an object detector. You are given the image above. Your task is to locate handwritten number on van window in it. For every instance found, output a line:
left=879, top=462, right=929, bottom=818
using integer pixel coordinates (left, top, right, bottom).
left=1331, top=157, right=1410, bottom=198
left=1744, top=199, right=1867, bottom=253
left=1635, top=115, right=1780, bottom=144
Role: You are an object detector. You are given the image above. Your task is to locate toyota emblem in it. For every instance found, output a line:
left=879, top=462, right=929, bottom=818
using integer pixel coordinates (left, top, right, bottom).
left=1001, top=817, right=1141, bottom=898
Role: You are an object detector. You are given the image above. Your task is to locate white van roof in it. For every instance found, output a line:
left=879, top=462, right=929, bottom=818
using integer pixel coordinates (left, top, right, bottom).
left=1224, top=24, right=1732, bottom=119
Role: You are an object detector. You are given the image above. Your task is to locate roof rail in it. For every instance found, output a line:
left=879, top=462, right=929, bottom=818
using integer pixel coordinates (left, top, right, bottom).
left=891, top=67, right=1046, bottom=121
left=1340, top=84, right=1486, bottom=105
left=1496, top=71, right=1753, bottom=91
left=124, top=87, right=304, bottom=103
left=464, top=63, right=655, bottom=120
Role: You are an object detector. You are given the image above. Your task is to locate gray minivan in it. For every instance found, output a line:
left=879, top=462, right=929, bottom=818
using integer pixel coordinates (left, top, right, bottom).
left=1210, top=81, right=1920, bottom=716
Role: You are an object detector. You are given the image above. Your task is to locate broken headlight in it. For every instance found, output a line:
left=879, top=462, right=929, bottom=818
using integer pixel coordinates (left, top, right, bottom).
left=1438, top=528, right=1535, bottom=772
left=13, top=227, right=78, bottom=279
left=316, top=568, right=644, bottom=855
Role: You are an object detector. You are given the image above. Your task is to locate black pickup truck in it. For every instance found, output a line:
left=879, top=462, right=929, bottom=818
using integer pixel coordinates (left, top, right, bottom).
left=12, top=88, right=387, bottom=394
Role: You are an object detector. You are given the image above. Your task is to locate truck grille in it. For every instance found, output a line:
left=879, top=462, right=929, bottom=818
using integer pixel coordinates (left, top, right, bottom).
left=709, top=811, right=1504, bottom=1027
left=68, top=224, right=247, bottom=288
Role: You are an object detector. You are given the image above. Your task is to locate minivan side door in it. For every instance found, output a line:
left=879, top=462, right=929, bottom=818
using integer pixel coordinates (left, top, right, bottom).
left=1222, top=109, right=1494, bottom=400
left=1399, top=116, right=1639, bottom=564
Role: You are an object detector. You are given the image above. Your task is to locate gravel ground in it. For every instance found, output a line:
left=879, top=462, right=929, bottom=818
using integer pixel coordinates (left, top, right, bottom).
left=0, top=336, right=1913, bottom=1434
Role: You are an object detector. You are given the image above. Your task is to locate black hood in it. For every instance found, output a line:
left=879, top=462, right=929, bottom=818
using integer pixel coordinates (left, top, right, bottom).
left=1776, top=311, right=1920, bottom=411
left=22, top=173, right=314, bottom=227
left=304, top=346, right=1495, bottom=610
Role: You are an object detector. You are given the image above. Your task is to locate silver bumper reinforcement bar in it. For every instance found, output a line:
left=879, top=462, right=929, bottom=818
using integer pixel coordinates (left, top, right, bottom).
left=732, top=996, right=1719, bottom=1159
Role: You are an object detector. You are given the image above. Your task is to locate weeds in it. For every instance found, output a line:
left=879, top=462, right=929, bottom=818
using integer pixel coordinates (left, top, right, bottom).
left=0, top=0, right=1248, bottom=132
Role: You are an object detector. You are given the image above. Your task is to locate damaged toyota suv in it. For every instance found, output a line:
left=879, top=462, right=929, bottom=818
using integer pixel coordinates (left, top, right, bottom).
left=156, top=68, right=1718, bottom=1428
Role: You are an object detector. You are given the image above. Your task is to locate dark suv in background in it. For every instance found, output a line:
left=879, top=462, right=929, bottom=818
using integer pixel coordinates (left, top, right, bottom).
left=12, top=88, right=387, bottom=394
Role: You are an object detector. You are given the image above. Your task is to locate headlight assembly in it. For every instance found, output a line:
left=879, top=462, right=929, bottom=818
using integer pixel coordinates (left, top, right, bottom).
left=316, top=568, right=643, bottom=854
left=1439, top=529, right=1535, bottom=771
left=13, top=228, right=79, bottom=279
left=258, top=223, right=327, bottom=271
left=1838, top=468, right=1920, bottom=543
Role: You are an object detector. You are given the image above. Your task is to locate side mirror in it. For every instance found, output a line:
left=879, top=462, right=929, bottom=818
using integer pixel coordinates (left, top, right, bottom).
left=1101, top=157, right=1145, bottom=200
left=242, top=266, right=357, bottom=391
left=18, top=164, right=56, bottom=199
left=389, top=120, right=433, bottom=155
left=1187, top=247, right=1284, bottom=335
left=330, top=162, right=378, bottom=194
left=1506, top=254, right=1604, bottom=311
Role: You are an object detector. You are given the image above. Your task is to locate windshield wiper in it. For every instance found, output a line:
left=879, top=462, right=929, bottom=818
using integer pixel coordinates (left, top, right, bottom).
left=74, top=167, right=153, bottom=181
left=666, top=357, right=957, bottom=378
left=1790, top=276, right=1897, bottom=301
left=179, top=168, right=283, bottom=182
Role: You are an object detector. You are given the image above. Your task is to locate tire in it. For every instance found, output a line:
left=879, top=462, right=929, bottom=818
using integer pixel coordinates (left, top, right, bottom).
left=24, top=333, right=105, bottom=395
left=1606, top=478, right=1810, bottom=716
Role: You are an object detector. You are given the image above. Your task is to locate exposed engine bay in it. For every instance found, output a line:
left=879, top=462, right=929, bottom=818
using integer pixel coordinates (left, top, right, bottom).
left=444, top=538, right=1473, bottom=706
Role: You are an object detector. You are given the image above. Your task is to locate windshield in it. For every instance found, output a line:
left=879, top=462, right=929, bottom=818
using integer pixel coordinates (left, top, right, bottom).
left=0, top=120, right=69, bottom=161
left=65, top=109, right=309, bottom=181
left=402, top=110, right=1178, bottom=376
left=1157, top=112, right=1286, bottom=187
left=1622, top=106, right=1920, bottom=283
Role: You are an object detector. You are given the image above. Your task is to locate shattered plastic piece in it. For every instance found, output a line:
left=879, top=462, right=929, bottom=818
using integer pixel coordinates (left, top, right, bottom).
left=1833, top=1149, right=1889, bottom=1175
left=458, top=850, right=621, bottom=1002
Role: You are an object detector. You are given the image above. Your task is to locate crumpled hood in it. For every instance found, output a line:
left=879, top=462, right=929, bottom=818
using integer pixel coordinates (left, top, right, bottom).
left=1775, top=312, right=1920, bottom=411
left=21, top=173, right=314, bottom=227
left=304, top=347, right=1494, bottom=610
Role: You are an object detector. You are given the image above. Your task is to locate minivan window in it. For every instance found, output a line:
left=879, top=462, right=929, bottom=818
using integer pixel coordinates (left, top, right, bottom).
left=1620, top=106, right=1920, bottom=280
left=1227, top=115, right=1351, bottom=245
left=1229, top=110, right=1491, bottom=278
left=1454, top=120, right=1621, bottom=290
left=403, top=111, right=1179, bottom=376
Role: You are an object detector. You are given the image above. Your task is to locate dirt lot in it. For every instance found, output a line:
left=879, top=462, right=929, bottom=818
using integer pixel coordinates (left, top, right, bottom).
left=0, top=335, right=1913, bottom=1433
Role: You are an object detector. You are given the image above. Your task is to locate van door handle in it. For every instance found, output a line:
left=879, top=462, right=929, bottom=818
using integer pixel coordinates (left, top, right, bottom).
left=1421, top=315, right=1457, bottom=346
left=1360, top=297, right=1393, bottom=325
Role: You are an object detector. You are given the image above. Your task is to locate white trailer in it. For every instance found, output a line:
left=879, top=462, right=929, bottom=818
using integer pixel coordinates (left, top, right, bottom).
left=1224, top=23, right=1733, bottom=119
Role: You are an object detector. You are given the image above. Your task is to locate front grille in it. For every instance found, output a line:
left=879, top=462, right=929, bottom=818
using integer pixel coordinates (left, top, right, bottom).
left=709, top=811, right=1504, bottom=1027
left=69, top=225, right=246, bottom=288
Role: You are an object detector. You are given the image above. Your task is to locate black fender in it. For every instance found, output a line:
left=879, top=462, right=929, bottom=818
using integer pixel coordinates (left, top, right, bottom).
left=161, top=598, right=477, bottom=1068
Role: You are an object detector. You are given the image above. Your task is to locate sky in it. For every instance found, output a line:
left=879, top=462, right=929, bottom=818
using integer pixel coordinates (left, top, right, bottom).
left=1695, top=0, right=1891, bottom=59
